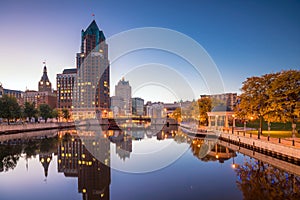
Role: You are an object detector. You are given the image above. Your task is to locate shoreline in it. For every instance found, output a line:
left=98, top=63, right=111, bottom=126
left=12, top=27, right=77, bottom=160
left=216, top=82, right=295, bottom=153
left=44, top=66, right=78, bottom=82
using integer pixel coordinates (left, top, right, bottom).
left=0, top=122, right=75, bottom=135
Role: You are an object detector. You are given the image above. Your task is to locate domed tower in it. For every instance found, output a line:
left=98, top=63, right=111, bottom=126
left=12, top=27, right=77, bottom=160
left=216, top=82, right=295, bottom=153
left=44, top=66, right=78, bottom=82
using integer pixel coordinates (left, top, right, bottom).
left=38, top=62, right=52, bottom=92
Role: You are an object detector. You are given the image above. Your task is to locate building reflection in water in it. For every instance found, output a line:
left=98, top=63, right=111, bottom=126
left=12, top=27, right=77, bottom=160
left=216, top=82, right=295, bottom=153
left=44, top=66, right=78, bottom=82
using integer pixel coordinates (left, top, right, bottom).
left=1, top=125, right=300, bottom=200
left=39, top=153, right=52, bottom=178
left=190, top=140, right=237, bottom=163
left=108, top=130, right=132, bottom=161
left=57, top=129, right=111, bottom=200
left=156, top=125, right=178, bottom=140
left=39, top=136, right=57, bottom=178
left=173, top=129, right=237, bottom=163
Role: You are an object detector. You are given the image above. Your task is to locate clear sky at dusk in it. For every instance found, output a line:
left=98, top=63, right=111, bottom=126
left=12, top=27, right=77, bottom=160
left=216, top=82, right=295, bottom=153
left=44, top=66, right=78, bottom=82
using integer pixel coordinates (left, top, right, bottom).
left=0, top=0, right=299, bottom=101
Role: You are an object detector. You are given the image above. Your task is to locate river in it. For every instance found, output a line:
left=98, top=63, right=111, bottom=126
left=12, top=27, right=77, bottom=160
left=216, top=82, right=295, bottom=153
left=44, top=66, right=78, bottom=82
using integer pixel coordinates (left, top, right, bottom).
left=0, top=125, right=299, bottom=200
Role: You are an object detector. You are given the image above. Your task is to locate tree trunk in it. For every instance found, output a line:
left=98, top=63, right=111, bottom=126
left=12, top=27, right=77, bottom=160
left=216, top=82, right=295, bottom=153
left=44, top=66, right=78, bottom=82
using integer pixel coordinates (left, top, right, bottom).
left=292, top=123, right=296, bottom=138
left=268, top=121, right=271, bottom=137
left=258, top=115, right=263, bottom=139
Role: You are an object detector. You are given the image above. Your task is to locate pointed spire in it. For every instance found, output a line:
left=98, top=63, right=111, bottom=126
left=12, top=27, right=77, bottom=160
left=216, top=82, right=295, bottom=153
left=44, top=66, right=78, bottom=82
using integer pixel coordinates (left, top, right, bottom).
left=38, top=61, right=52, bottom=92
left=43, top=66, right=47, bottom=74
left=85, top=20, right=100, bottom=33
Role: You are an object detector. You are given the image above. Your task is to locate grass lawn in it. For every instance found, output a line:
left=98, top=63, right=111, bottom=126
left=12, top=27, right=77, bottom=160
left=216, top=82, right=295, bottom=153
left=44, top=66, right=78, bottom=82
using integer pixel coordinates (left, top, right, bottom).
left=236, top=120, right=300, bottom=131
left=246, top=130, right=300, bottom=138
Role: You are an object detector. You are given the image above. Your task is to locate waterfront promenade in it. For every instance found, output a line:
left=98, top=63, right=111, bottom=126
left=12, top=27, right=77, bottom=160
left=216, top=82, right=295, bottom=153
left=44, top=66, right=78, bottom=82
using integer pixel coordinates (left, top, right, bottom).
left=181, top=124, right=300, bottom=161
left=218, top=130, right=300, bottom=160
left=218, top=139, right=300, bottom=176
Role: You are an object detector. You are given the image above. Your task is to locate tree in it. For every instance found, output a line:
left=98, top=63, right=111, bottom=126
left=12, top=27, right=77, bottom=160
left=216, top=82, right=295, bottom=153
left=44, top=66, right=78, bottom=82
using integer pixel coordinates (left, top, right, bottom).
left=269, top=70, right=300, bottom=137
left=170, top=107, right=182, bottom=122
left=38, top=104, right=53, bottom=123
left=52, top=109, right=61, bottom=122
left=198, top=98, right=212, bottom=125
left=23, top=102, right=37, bottom=121
left=62, top=108, right=71, bottom=122
left=0, top=95, right=21, bottom=124
left=235, top=70, right=300, bottom=138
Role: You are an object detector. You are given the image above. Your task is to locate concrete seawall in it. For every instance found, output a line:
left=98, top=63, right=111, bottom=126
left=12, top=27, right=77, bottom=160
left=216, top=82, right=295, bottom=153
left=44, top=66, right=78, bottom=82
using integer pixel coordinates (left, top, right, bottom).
left=218, top=139, right=300, bottom=176
left=0, top=122, right=75, bottom=134
left=180, top=124, right=300, bottom=161
left=219, top=132, right=300, bottom=161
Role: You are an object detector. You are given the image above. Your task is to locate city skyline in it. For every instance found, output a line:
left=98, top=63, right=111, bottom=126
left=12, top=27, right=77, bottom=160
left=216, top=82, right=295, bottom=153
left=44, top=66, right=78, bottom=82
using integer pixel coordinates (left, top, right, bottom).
left=0, top=0, right=299, bottom=102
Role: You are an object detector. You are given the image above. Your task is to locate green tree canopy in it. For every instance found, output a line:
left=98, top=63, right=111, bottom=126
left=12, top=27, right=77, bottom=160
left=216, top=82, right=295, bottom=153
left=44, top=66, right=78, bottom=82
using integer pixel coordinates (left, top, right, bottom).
left=23, top=101, right=37, bottom=120
left=0, top=95, right=21, bottom=124
left=52, top=109, right=60, bottom=121
left=38, top=104, right=53, bottom=123
left=62, top=108, right=71, bottom=122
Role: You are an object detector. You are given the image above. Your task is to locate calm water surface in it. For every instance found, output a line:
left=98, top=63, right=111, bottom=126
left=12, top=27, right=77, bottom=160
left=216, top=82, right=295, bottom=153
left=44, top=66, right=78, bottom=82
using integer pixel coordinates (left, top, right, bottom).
left=0, top=126, right=299, bottom=200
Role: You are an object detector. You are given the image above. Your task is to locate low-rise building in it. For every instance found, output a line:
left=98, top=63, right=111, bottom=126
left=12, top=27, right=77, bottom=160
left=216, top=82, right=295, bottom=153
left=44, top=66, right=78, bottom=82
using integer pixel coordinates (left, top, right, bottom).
left=23, top=90, right=56, bottom=109
left=200, top=93, right=237, bottom=111
left=3, top=88, right=24, bottom=106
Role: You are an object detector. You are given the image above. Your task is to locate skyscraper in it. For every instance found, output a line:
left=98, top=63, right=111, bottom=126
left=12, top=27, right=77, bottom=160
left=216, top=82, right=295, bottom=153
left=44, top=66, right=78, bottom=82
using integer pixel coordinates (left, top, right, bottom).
left=113, top=78, right=132, bottom=115
left=73, top=20, right=110, bottom=120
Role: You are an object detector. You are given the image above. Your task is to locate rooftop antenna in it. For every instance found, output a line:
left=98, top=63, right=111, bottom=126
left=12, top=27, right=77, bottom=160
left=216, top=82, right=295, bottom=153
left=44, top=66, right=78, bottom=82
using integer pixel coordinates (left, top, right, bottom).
left=92, top=13, right=95, bottom=20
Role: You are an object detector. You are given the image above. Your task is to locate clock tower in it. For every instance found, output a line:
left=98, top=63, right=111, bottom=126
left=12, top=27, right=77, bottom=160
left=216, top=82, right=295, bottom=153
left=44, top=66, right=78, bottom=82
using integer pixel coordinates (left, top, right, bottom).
left=38, top=62, right=52, bottom=92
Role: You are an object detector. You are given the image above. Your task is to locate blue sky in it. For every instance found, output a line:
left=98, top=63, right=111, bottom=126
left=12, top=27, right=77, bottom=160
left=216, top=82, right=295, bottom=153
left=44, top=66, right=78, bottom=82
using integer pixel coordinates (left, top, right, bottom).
left=0, top=0, right=299, bottom=101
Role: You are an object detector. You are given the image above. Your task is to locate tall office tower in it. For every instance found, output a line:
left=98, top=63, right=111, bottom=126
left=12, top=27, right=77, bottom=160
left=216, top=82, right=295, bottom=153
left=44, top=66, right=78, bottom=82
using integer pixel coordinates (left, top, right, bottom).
left=73, top=20, right=110, bottom=119
left=115, top=78, right=132, bottom=115
left=38, top=64, right=52, bottom=92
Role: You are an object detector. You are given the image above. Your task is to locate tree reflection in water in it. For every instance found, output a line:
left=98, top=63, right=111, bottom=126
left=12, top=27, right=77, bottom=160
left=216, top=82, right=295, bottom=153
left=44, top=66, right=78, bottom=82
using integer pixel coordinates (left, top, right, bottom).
left=0, top=136, right=58, bottom=172
left=235, top=159, right=300, bottom=200
left=0, top=144, right=22, bottom=172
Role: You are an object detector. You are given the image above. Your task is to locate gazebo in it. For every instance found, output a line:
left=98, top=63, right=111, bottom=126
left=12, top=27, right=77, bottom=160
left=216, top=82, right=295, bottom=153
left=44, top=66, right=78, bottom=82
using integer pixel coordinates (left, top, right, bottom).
left=207, top=105, right=234, bottom=131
